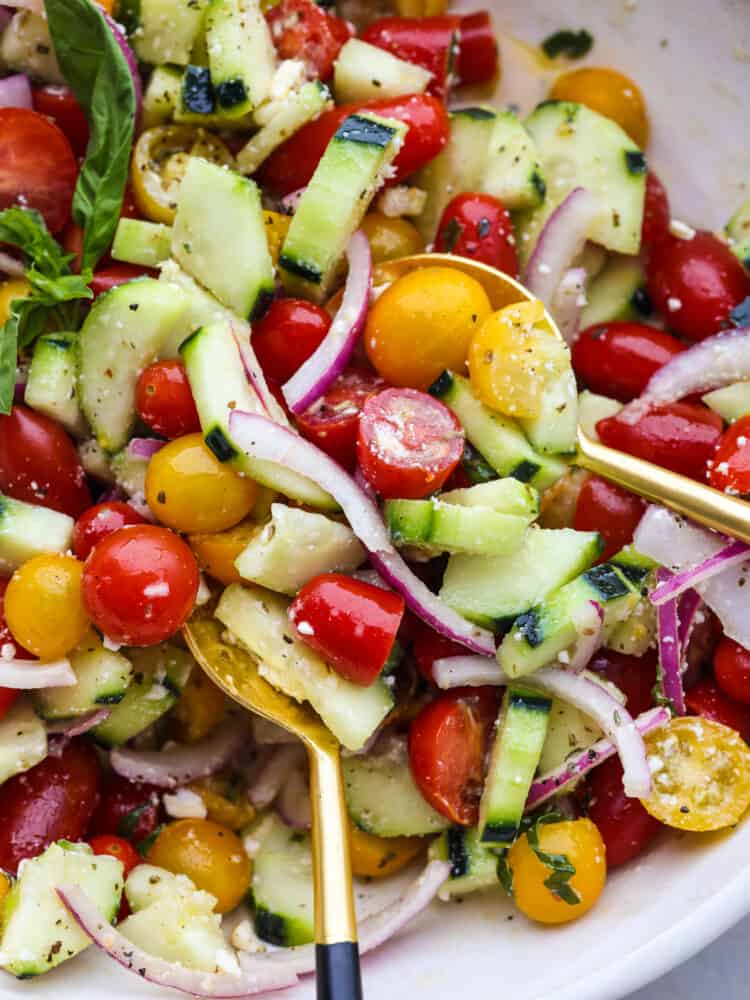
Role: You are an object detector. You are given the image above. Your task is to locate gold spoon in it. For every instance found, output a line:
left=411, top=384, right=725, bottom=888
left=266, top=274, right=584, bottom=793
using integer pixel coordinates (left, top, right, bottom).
left=376, top=253, right=750, bottom=545
left=183, top=606, right=362, bottom=1000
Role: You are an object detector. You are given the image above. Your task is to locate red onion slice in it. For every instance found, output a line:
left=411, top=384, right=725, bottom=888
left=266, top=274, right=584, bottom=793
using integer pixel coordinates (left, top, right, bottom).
left=229, top=411, right=496, bottom=655
left=550, top=266, right=587, bottom=345
left=110, top=717, right=249, bottom=789
left=46, top=708, right=111, bottom=737
left=524, top=188, right=600, bottom=307
left=276, top=768, right=312, bottom=830
left=57, top=886, right=298, bottom=998
left=654, top=569, right=685, bottom=715
left=677, top=587, right=703, bottom=655
left=565, top=600, right=604, bottom=672
left=526, top=706, right=670, bottom=811
left=102, top=11, right=143, bottom=125
left=0, top=658, right=75, bottom=688
left=650, top=539, right=750, bottom=606
left=126, top=437, right=165, bottom=461
left=433, top=655, right=507, bottom=689
left=0, top=6, right=12, bottom=30
left=283, top=232, right=371, bottom=414
left=248, top=743, right=305, bottom=809
left=280, top=187, right=306, bottom=213
left=233, top=326, right=288, bottom=423
left=0, top=72, right=31, bottom=109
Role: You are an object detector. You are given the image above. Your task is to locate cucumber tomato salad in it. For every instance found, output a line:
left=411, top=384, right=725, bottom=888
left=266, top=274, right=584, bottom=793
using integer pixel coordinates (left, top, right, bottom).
left=2, top=0, right=750, bottom=994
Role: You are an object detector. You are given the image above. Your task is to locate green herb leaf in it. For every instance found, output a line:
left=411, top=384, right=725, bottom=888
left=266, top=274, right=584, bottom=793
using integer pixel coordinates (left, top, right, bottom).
left=442, top=216, right=464, bottom=253
left=524, top=810, right=581, bottom=906
left=730, top=295, right=750, bottom=328
left=541, top=29, right=594, bottom=60
left=496, top=850, right=514, bottom=897
left=0, top=321, right=18, bottom=416
left=44, top=0, right=137, bottom=271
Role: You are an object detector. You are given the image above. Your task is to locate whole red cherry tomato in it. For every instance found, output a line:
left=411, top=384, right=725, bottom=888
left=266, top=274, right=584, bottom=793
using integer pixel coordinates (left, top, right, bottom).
left=714, top=637, right=750, bottom=705
left=588, top=648, right=657, bottom=717
left=435, top=193, right=519, bottom=276
left=411, top=620, right=467, bottom=685
left=573, top=475, right=646, bottom=562
left=72, top=501, right=148, bottom=562
left=82, top=525, right=199, bottom=646
left=596, top=402, right=723, bottom=481
left=289, top=573, right=405, bottom=686
left=89, top=834, right=142, bottom=876
left=266, top=0, right=352, bottom=80
left=259, top=94, right=449, bottom=197
left=456, top=11, right=499, bottom=85
left=706, top=415, right=750, bottom=494
left=32, top=84, right=90, bottom=158
left=135, top=360, right=201, bottom=440
left=685, top=676, right=750, bottom=741
left=587, top=757, right=662, bottom=867
left=88, top=774, right=164, bottom=844
left=296, top=368, right=386, bottom=469
left=572, top=322, right=685, bottom=403
left=90, top=263, right=157, bottom=298
left=647, top=231, right=750, bottom=340
left=362, top=15, right=461, bottom=99
left=252, top=299, right=331, bottom=383
left=358, top=388, right=464, bottom=499
left=0, top=405, right=91, bottom=517
left=408, top=687, right=499, bottom=825
left=641, top=172, right=671, bottom=248
left=0, top=738, right=101, bottom=874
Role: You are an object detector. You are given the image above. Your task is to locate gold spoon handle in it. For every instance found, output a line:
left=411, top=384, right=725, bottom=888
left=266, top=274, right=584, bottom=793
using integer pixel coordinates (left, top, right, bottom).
left=576, top=429, right=750, bottom=544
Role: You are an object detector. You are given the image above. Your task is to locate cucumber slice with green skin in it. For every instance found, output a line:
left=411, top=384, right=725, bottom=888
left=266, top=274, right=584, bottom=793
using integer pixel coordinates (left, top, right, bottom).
left=249, top=815, right=314, bottom=947
left=93, top=644, right=193, bottom=747
left=498, top=562, right=639, bottom=679
left=439, top=526, right=602, bottom=629
left=0, top=494, right=74, bottom=575
left=234, top=503, right=365, bottom=596
left=333, top=38, right=432, bottom=103
left=518, top=101, right=647, bottom=266
left=24, top=333, right=86, bottom=438
left=112, top=219, right=172, bottom=268
left=577, top=390, right=621, bottom=441
left=181, top=321, right=336, bottom=509
left=0, top=842, right=123, bottom=979
left=441, top=477, right=539, bottom=517
left=605, top=594, right=656, bottom=657
left=579, top=253, right=650, bottom=328
left=429, top=826, right=499, bottom=897
left=519, top=364, right=578, bottom=456
left=703, top=381, right=750, bottom=423
left=33, top=636, right=133, bottom=721
left=216, top=584, right=394, bottom=752
left=429, top=371, right=568, bottom=491
left=142, top=65, right=182, bottom=128
left=478, top=686, right=552, bottom=846
left=172, top=157, right=275, bottom=320
left=726, top=199, right=750, bottom=270
left=205, top=0, right=275, bottom=118
left=608, top=544, right=657, bottom=587
left=480, top=110, right=546, bottom=211
left=134, top=0, right=207, bottom=66
left=0, top=698, right=47, bottom=785
left=385, top=497, right=531, bottom=556
left=279, top=111, right=407, bottom=302
left=78, top=278, right=187, bottom=452
left=236, top=81, right=332, bottom=175
left=343, top=745, right=449, bottom=837
left=539, top=698, right=601, bottom=774
left=460, top=442, right=498, bottom=485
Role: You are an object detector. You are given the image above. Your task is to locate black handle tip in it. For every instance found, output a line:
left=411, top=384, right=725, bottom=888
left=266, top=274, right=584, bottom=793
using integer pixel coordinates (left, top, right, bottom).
left=316, top=942, right=363, bottom=1000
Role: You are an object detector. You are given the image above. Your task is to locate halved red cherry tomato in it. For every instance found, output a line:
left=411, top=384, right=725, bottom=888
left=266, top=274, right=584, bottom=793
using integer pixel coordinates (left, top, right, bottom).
left=573, top=475, right=646, bottom=562
left=411, top=620, right=467, bottom=685
left=408, top=687, right=499, bottom=825
left=0, top=738, right=101, bottom=875
left=588, top=648, right=657, bottom=717
left=0, top=108, right=78, bottom=234
left=587, top=757, right=662, bottom=868
left=456, top=11, right=499, bottom=85
left=89, top=834, right=142, bottom=876
left=32, top=84, right=90, bottom=158
left=685, top=676, right=750, bottom=741
left=135, top=360, right=201, bottom=440
left=266, top=0, right=352, bottom=80
left=362, top=15, right=461, bottom=99
left=647, top=231, right=750, bottom=341
left=358, top=388, right=464, bottom=499
left=0, top=405, right=91, bottom=517
left=90, top=262, right=157, bottom=298
left=714, top=637, right=750, bottom=705
left=596, top=402, right=723, bottom=481
left=572, top=322, right=685, bottom=403
left=82, top=525, right=199, bottom=646
left=707, top=415, right=750, bottom=494
left=296, top=368, right=386, bottom=469
left=289, top=573, right=405, bottom=686
left=258, top=94, right=449, bottom=197
left=435, top=193, right=519, bottom=276
left=252, top=298, right=331, bottom=383
left=88, top=774, right=164, bottom=844
left=72, top=501, right=148, bottom=562
left=641, top=172, right=670, bottom=248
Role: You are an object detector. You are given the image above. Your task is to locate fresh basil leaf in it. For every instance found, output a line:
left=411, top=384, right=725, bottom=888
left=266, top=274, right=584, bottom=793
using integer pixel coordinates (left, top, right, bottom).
left=496, top=850, right=514, bottom=897
left=0, top=321, right=18, bottom=416
left=523, top=810, right=581, bottom=906
left=541, top=29, right=594, bottom=60
left=543, top=868, right=580, bottom=905
left=44, top=0, right=136, bottom=271
left=0, top=207, right=73, bottom=278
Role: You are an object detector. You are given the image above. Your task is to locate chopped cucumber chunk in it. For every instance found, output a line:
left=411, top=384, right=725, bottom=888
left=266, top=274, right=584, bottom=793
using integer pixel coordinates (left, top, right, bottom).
left=703, top=382, right=750, bottom=423
left=25, top=333, right=86, bottom=438
left=0, top=698, right=47, bottom=785
left=134, top=0, right=207, bottom=66
left=249, top=815, right=314, bottom=947
left=334, top=38, right=432, bottom=103
left=0, top=494, right=74, bottom=575
left=577, top=390, right=622, bottom=440
left=519, top=363, right=578, bottom=456
left=205, top=0, right=276, bottom=119
left=429, top=826, right=500, bottom=897
left=142, top=65, right=183, bottom=128
left=726, top=199, right=750, bottom=270
left=385, top=497, right=531, bottom=555
left=440, top=477, right=539, bottom=517
left=237, top=81, right=332, bottom=175
left=34, top=634, right=133, bottom=721
left=481, top=110, right=545, bottom=211
left=580, top=253, right=650, bottom=327
left=112, top=218, right=172, bottom=268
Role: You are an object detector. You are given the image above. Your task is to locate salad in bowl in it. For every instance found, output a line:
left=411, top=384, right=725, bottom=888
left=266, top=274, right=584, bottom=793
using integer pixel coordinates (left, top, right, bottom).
left=1, top=0, right=750, bottom=995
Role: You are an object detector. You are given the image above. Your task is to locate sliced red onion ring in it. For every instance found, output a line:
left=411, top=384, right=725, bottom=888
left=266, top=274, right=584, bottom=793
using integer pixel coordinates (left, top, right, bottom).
left=46, top=708, right=111, bottom=737
left=0, top=658, right=75, bottom=688
left=550, top=266, right=587, bottom=345
left=229, top=410, right=496, bottom=655
left=526, top=667, right=651, bottom=798
left=650, top=539, right=750, bottom=606
left=110, top=717, right=249, bottom=789
left=102, top=11, right=143, bottom=125
left=280, top=187, right=306, bottom=214
left=283, top=231, right=371, bottom=414
left=677, top=587, right=703, bottom=655
left=0, top=6, right=12, bottom=30
left=126, top=437, right=165, bottom=461
left=654, top=569, right=685, bottom=715
left=57, top=886, right=298, bottom=998
left=0, top=249, right=25, bottom=277
left=433, top=654, right=506, bottom=689
left=524, top=188, right=600, bottom=307
left=565, top=600, right=604, bottom=672
left=249, top=743, right=305, bottom=809
left=0, top=72, right=32, bottom=109
left=525, top=706, right=670, bottom=811
left=276, top=768, right=312, bottom=830
left=233, top=326, right=287, bottom=422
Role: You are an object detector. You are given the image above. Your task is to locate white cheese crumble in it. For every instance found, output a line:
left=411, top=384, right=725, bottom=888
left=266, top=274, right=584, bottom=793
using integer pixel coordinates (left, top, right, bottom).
left=376, top=184, right=427, bottom=218
left=231, top=919, right=267, bottom=953
left=195, top=574, right=212, bottom=607
left=0, top=643, right=16, bottom=661
left=163, top=787, right=208, bottom=819
left=101, top=634, right=122, bottom=652
left=667, top=296, right=683, bottom=312
left=668, top=219, right=696, bottom=240
left=215, top=948, right=242, bottom=976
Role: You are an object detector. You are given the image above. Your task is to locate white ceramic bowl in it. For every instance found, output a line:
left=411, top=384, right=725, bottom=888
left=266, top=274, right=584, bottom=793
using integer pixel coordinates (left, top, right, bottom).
left=3, top=2, right=750, bottom=999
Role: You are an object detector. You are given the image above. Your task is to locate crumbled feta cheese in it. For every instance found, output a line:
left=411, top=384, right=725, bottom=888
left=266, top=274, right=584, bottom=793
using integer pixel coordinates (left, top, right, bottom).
left=195, top=574, right=212, bottom=606
left=296, top=620, right=314, bottom=636
left=101, top=634, right=122, bottom=652
left=667, top=296, right=683, bottom=312
left=376, top=184, right=427, bottom=218
left=144, top=683, right=170, bottom=701
left=143, top=580, right=170, bottom=599
left=668, top=219, right=696, bottom=240
left=215, top=948, right=242, bottom=976
left=1, top=643, right=16, bottom=661
left=231, top=919, right=267, bottom=953
left=163, top=788, right=207, bottom=819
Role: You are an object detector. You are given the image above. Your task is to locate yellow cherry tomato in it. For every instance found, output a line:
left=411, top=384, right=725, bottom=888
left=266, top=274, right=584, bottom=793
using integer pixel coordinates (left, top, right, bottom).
left=0, top=278, right=31, bottom=326
left=189, top=518, right=262, bottom=585
left=548, top=67, right=649, bottom=148
left=146, top=434, right=257, bottom=535
left=641, top=716, right=750, bottom=832
left=365, top=266, right=492, bottom=390
left=0, top=872, right=9, bottom=907
left=147, top=818, right=251, bottom=913
left=171, top=667, right=226, bottom=744
left=189, top=775, right=257, bottom=832
left=264, top=211, right=291, bottom=267
left=468, top=299, right=569, bottom=418
left=131, top=126, right=236, bottom=224
left=348, top=821, right=425, bottom=879
left=5, top=554, right=89, bottom=660
left=508, top=818, right=606, bottom=925
left=360, top=212, right=424, bottom=265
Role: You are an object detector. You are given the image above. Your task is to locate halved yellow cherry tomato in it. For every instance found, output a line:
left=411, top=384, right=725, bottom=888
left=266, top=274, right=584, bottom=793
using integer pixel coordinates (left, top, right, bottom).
left=189, top=518, right=263, bottom=585
left=641, top=716, right=750, bottom=832
left=360, top=212, right=424, bottom=265
left=348, top=820, right=425, bottom=879
left=468, top=299, right=569, bottom=418
left=171, top=667, right=226, bottom=744
left=548, top=67, right=649, bottom=148
left=264, top=211, right=291, bottom=268
left=0, top=278, right=31, bottom=326
left=508, top=818, right=606, bottom=925
left=0, top=872, right=10, bottom=907
left=189, top=775, right=257, bottom=831
left=5, top=554, right=89, bottom=660
left=131, top=126, right=235, bottom=224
